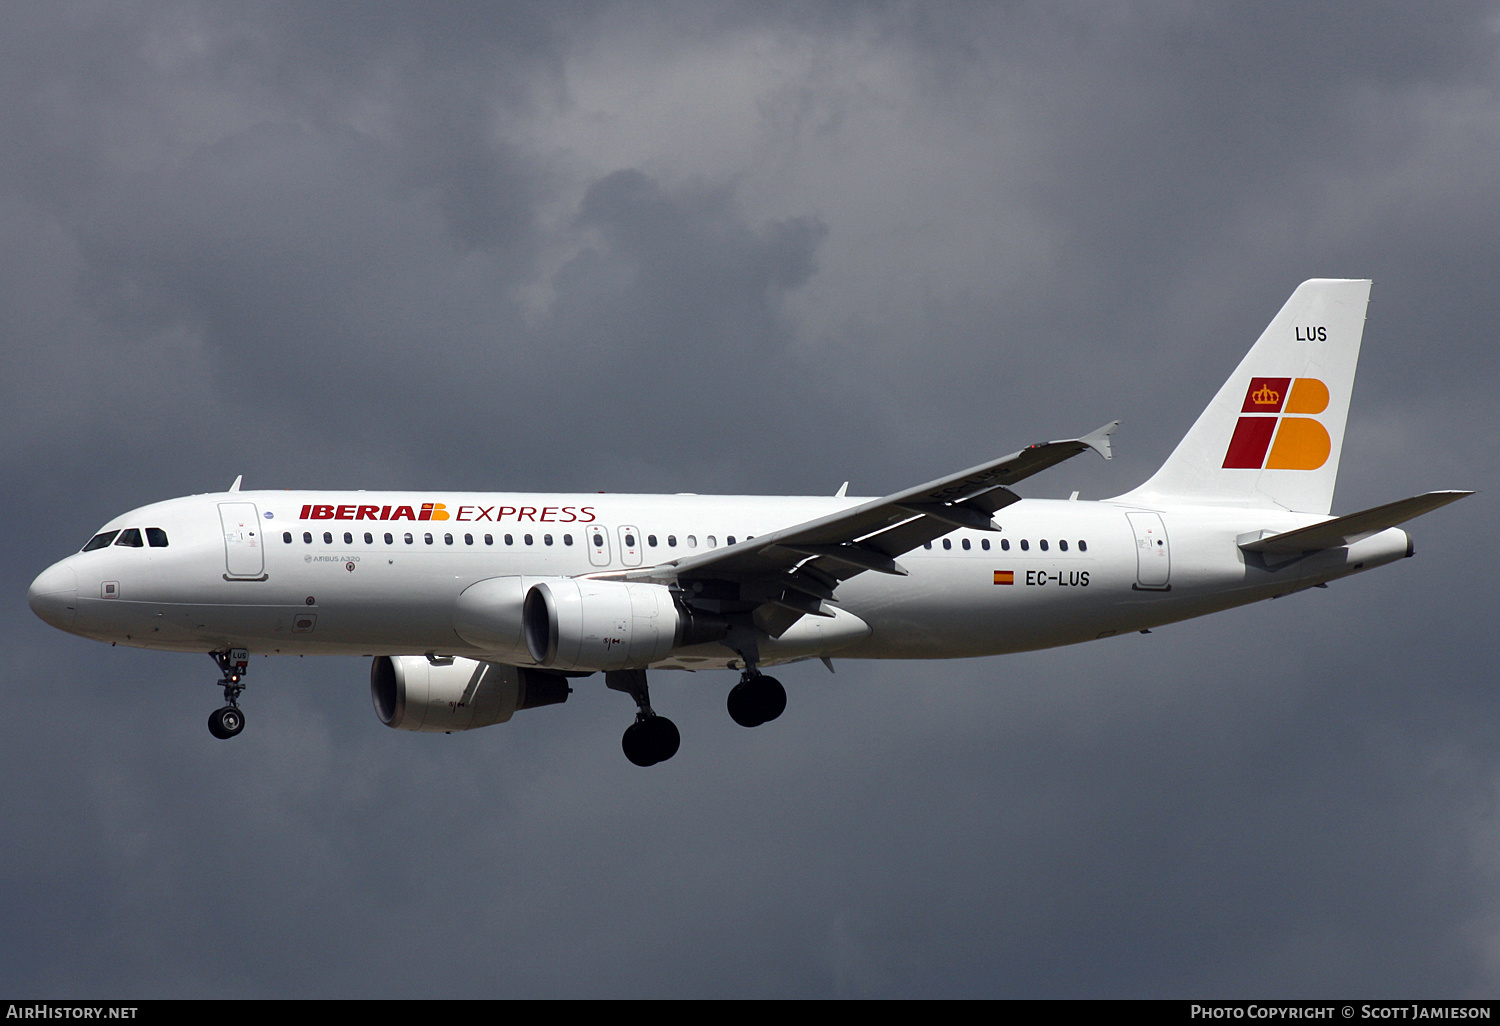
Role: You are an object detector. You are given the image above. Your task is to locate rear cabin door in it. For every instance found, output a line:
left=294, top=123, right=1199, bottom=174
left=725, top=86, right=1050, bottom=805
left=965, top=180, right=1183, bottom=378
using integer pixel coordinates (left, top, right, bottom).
left=1126, top=511, right=1171, bottom=590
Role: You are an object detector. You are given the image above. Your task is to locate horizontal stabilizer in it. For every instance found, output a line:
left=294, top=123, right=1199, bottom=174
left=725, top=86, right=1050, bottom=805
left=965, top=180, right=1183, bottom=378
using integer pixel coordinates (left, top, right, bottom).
left=1239, top=490, right=1472, bottom=554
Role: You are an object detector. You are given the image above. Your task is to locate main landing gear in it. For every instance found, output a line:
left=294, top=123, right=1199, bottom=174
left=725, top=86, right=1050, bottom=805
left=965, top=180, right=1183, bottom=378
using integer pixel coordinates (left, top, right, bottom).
left=207, top=649, right=248, bottom=740
left=727, top=670, right=786, bottom=728
left=606, top=668, right=680, bottom=767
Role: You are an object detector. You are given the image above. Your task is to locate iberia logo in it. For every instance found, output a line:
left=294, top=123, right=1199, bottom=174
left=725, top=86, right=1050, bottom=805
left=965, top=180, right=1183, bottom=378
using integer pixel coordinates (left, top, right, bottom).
left=300, top=502, right=451, bottom=521
left=1222, top=377, right=1331, bottom=470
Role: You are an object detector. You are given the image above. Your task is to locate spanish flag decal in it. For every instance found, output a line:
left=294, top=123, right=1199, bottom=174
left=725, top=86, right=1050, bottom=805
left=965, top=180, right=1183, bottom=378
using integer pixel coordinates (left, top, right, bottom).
left=993, top=570, right=1014, bottom=585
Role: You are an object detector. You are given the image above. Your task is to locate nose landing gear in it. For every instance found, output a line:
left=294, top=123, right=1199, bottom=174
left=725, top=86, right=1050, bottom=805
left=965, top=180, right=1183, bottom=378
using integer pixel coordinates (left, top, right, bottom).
left=207, top=649, right=248, bottom=740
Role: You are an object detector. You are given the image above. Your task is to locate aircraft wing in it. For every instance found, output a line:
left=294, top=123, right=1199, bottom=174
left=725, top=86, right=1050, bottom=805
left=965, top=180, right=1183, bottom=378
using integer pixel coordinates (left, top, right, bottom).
left=614, top=422, right=1117, bottom=633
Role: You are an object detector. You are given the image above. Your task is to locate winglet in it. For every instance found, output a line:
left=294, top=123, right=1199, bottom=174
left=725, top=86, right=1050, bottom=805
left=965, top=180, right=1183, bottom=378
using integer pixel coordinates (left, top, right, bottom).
left=1079, top=421, right=1118, bottom=461
left=835, top=482, right=849, bottom=498
left=228, top=475, right=243, bottom=493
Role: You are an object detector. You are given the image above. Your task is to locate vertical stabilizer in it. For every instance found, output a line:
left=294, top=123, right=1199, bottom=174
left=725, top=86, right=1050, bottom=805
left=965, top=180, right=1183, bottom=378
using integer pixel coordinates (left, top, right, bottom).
left=1115, top=279, right=1371, bottom=514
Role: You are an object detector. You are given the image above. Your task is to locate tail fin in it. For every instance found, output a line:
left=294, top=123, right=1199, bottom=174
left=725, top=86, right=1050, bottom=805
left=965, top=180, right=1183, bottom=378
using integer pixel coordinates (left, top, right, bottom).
left=1115, top=278, right=1372, bottom=514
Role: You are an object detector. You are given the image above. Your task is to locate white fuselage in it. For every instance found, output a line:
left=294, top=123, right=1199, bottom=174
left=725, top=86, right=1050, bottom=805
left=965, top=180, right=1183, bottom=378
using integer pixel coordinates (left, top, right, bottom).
left=29, top=489, right=1412, bottom=670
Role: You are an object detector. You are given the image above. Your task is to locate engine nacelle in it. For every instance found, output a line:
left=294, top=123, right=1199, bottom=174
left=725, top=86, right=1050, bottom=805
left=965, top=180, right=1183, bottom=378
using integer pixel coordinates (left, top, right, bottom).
left=522, top=579, right=725, bottom=671
left=453, top=575, right=551, bottom=663
left=370, top=655, right=570, bottom=733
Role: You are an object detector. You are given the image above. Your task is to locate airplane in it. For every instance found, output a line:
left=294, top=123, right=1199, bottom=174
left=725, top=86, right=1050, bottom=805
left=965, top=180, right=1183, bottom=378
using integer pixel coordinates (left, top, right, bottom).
left=27, top=279, right=1470, bottom=766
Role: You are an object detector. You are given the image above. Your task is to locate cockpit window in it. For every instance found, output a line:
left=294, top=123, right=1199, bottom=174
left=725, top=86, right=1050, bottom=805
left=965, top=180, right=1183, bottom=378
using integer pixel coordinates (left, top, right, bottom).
left=114, top=528, right=144, bottom=547
left=82, top=530, right=120, bottom=552
left=146, top=528, right=169, bottom=547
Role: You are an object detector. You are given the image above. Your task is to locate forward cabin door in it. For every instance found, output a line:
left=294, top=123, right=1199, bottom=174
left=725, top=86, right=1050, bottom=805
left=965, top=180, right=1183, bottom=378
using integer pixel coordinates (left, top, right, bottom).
left=219, top=502, right=266, bottom=579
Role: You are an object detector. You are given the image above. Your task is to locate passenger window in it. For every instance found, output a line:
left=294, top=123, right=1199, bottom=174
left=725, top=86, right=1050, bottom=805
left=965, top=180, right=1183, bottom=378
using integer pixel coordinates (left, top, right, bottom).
left=923, top=542, right=932, bottom=550
left=323, top=532, right=333, bottom=544
left=648, top=535, right=658, bottom=547
left=424, top=533, right=433, bottom=545
left=981, top=538, right=990, bottom=551
left=1079, top=540, right=1088, bottom=552
left=146, top=528, right=169, bottom=547
left=282, top=532, right=293, bottom=544
left=592, top=532, right=604, bottom=548
left=404, top=533, right=414, bottom=545
left=114, top=528, right=143, bottom=547
left=1001, top=538, right=1010, bottom=551
left=365, top=532, right=373, bottom=544
left=524, top=534, right=533, bottom=546
left=1040, top=539, right=1048, bottom=552
left=727, top=536, right=736, bottom=546
left=544, top=534, right=553, bottom=546
left=464, top=534, right=473, bottom=545
left=706, top=535, right=715, bottom=547
left=961, top=538, right=971, bottom=550
left=667, top=535, right=677, bottom=547
left=1020, top=540, right=1029, bottom=551
left=625, top=533, right=636, bottom=547
left=83, top=530, right=120, bottom=551
left=444, top=534, right=453, bottom=545
left=942, top=539, right=951, bottom=550
left=1059, top=540, right=1068, bottom=552
left=384, top=533, right=394, bottom=544
left=504, top=534, right=513, bottom=546
left=484, top=534, right=493, bottom=545
left=686, top=535, right=697, bottom=548
left=304, top=532, right=313, bottom=544
left=344, top=532, right=353, bottom=544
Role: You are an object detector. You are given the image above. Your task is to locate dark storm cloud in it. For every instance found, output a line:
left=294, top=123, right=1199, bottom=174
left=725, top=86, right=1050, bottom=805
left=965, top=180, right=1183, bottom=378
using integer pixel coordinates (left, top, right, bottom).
left=2, top=0, right=1497, bottom=998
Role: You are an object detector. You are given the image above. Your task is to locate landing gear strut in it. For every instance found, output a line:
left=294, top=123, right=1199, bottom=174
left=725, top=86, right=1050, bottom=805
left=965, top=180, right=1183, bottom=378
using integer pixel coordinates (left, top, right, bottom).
left=727, top=669, right=786, bottom=728
left=605, top=668, right=680, bottom=767
left=207, top=649, right=248, bottom=740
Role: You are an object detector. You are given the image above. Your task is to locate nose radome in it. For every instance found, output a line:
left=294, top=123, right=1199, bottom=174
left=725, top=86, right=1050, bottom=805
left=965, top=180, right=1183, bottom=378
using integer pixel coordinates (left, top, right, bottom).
left=28, top=562, right=77, bottom=630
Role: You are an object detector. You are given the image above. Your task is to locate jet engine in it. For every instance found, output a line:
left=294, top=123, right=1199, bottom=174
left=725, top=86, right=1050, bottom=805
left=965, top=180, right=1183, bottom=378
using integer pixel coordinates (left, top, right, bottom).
left=522, top=579, right=727, bottom=671
left=370, top=655, right=570, bottom=733
left=453, top=575, right=551, bottom=663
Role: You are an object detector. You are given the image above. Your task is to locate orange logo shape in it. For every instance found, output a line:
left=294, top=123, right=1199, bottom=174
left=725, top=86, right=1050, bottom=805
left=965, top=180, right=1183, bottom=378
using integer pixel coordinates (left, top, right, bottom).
left=1224, top=377, right=1331, bottom=470
left=1284, top=377, right=1329, bottom=414
left=1264, top=417, right=1330, bottom=470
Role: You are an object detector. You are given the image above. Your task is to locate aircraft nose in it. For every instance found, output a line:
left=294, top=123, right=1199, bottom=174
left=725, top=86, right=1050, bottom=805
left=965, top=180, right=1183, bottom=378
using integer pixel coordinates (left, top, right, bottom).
left=28, top=562, right=77, bottom=630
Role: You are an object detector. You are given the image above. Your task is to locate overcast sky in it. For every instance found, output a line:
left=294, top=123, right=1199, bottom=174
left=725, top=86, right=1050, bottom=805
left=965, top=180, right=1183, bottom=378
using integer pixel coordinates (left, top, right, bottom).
left=4, top=1, right=1497, bottom=998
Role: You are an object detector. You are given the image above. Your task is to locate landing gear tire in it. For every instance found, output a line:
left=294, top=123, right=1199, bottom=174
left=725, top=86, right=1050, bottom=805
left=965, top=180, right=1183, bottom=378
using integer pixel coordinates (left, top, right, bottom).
left=208, top=705, right=245, bottom=740
left=623, top=715, right=680, bottom=767
left=756, top=676, right=786, bottom=723
left=727, top=675, right=786, bottom=728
